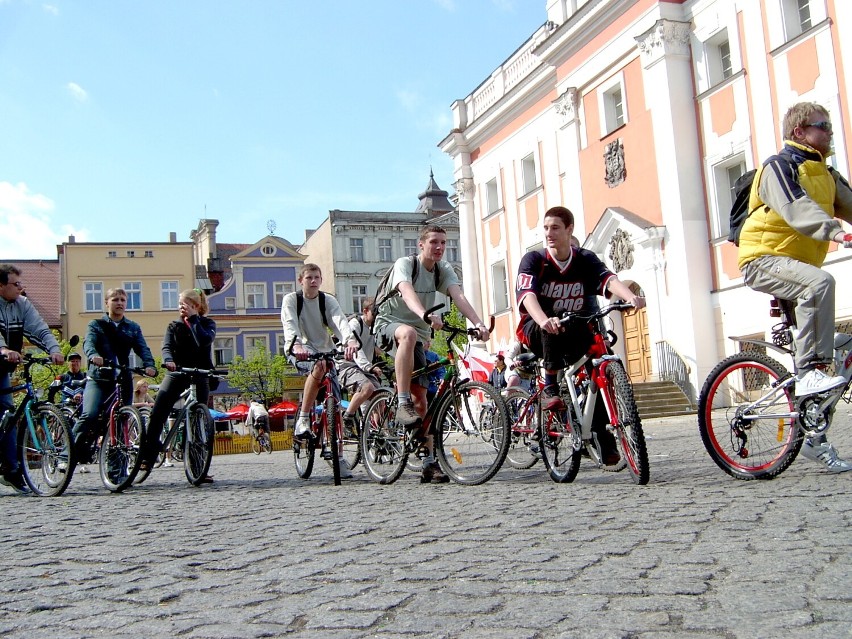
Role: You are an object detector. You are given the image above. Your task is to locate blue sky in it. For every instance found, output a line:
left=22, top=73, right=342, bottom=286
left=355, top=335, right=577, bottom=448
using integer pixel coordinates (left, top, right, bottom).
left=0, top=0, right=544, bottom=259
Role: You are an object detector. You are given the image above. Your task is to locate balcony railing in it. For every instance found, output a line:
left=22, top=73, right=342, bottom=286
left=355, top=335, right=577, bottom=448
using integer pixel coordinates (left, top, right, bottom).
left=654, top=340, right=696, bottom=405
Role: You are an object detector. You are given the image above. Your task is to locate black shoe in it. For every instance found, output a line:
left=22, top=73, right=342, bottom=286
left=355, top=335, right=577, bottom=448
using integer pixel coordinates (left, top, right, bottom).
left=1, top=473, right=30, bottom=494
left=420, top=462, right=450, bottom=484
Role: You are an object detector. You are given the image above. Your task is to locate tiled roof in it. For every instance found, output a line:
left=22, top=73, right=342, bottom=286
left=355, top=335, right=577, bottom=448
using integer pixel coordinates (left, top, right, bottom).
left=14, top=260, right=61, bottom=328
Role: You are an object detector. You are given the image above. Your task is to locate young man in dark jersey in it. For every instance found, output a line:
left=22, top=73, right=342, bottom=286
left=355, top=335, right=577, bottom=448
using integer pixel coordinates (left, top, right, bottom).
left=515, top=206, right=645, bottom=465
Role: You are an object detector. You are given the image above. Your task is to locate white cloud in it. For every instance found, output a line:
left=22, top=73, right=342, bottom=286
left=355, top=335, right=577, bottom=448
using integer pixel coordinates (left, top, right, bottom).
left=0, top=182, right=88, bottom=259
left=43, top=4, right=59, bottom=16
left=66, top=82, right=88, bottom=103
left=432, top=0, right=456, bottom=10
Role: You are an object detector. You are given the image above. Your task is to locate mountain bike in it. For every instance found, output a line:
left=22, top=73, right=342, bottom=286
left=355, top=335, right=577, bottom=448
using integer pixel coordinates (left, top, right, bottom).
left=360, top=312, right=510, bottom=485
left=697, top=297, right=852, bottom=480
left=522, top=302, right=650, bottom=485
left=252, top=428, right=272, bottom=454
left=291, top=346, right=348, bottom=485
left=0, top=353, right=74, bottom=496
left=135, top=367, right=222, bottom=486
left=70, top=363, right=147, bottom=492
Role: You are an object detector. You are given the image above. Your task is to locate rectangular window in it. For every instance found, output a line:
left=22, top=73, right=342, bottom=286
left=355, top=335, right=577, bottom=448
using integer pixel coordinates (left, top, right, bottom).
left=245, top=283, right=266, bottom=310
left=446, top=239, right=459, bottom=263
left=352, top=285, right=367, bottom=314
left=225, top=297, right=236, bottom=310
left=705, top=30, right=735, bottom=88
left=126, top=250, right=135, bottom=258
left=797, top=0, right=811, bottom=31
left=245, top=335, right=268, bottom=355
left=782, top=0, right=813, bottom=40
left=486, top=178, right=500, bottom=214
left=277, top=335, right=289, bottom=355
left=712, top=156, right=747, bottom=238
left=719, top=40, right=732, bottom=80
left=350, top=238, right=364, bottom=262
left=107, top=251, right=116, bottom=258
left=274, top=282, right=294, bottom=308
left=214, top=337, right=234, bottom=366
left=599, top=74, right=628, bottom=135
left=144, top=250, right=154, bottom=258
left=522, top=153, right=538, bottom=194
left=378, top=238, right=392, bottom=262
left=404, top=239, right=417, bottom=255
left=491, top=261, right=509, bottom=313
left=161, top=281, right=179, bottom=310
left=84, top=282, right=103, bottom=312
left=123, top=281, right=142, bottom=311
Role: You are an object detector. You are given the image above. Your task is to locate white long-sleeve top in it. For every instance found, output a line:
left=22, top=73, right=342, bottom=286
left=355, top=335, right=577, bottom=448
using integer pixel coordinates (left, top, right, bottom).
left=280, top=291, right=354, bottom=354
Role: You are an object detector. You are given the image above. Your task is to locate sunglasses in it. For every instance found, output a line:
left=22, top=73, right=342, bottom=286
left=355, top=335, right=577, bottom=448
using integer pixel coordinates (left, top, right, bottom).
left=806, top=121, right=832, bottom=133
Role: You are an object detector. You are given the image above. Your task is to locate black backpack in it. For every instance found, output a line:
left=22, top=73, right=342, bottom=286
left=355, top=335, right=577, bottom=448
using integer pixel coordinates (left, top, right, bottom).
left=374, top=255, right=440, bottom=312
left=728, top=154, right=793, bottom=246
left=295, top=291, right=329, bottom=329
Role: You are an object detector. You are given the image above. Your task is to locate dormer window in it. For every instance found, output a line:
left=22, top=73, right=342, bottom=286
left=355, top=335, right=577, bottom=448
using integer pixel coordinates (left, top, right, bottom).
left=261, top=244, right=276, bottom=256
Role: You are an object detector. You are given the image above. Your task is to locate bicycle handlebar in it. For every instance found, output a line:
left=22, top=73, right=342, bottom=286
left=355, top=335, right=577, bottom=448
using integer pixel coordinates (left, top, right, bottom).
left=163, top=365, right=228, bottom=378
left=558, top=302, right=636, bottom=327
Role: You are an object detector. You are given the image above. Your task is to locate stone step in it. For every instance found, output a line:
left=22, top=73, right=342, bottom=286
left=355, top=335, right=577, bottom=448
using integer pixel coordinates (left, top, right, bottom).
left=632, top=380, right=694, bottom=419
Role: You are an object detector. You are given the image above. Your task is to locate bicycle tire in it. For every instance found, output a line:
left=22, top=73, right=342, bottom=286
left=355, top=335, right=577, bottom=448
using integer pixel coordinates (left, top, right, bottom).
left=294, top=411, right=316, bottom=479
left=133, top=406, right=154, bottom=485
left=252, top=435, right=261, bottom=455
left=698, top=351, right=801, bottom=480
left=360, top=391, right=407, bottom=484
left=19, top=403, right=74, bottom=497
left=434, top=380, right=511, bottom=485
left=327, top=395, right=341, bottom=484
left=99, top=405, right=144, bottom=492
left=263, top=434, right=273, bottom=454
left=503, top=388, right=539, bottom=470
left=539, top=396, right=582, bottom=483
left=184, top=405, right=214, bottom=486
left=604, top=361, right=649, bottom=485
left=341, top=411, right=364, bottom=471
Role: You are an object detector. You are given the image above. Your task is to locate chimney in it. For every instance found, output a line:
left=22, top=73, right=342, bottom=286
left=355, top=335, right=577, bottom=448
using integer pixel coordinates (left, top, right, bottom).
left=169, top=232, right=177, bottom=243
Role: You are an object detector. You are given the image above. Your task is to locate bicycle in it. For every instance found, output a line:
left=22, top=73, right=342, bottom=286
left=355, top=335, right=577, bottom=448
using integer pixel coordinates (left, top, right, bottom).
left=291, top=345, right=348, bottom=485
left=697, top=297, right=852, bottom=480
left=359, top=312, right=511, bottom=486
left=67, top=362, right=147, bottom=492
left=518, top=302, right=650, bottom=485
left=135, top=366, right=222, bottom=486
left=0, top=353, right=74, bottom=496
left=252, top=428, right=272, bottom=454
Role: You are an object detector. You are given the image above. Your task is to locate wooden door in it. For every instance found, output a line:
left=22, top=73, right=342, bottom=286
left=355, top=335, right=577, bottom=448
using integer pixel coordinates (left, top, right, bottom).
left=623, top=306, right=652, bottom=381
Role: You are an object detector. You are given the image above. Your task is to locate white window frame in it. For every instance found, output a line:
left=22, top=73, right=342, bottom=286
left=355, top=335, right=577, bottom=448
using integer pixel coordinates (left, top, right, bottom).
left=126, top=250, right=135, bottom=258
left=160, top=281, right=179, bottom=311
left=705, top=29, right=735, bottom=88
left=225, top=297, right=236, bottom=310
left=84, top=282, right=103, bottom=313
left=486, top=177, right=500, bottom=214
left=107, top=250, right=116, bottom=258
left=214, top=337, right=234, bottom=366
left=491, top=260, right=510, bottom=313
left=378, top=238, right=392, bottom=262
left=404, top=239, right=417, bottom=256
left=144, top=250, right=154, bottom=258
left=274, top=282, right=295, bottom=308
left=521, top=153, right=538, bottom=195
left=245, top=335, right=268, bottom=355
left=350, top=237, right=365, bottom=262
left=597, top=72, right=628, bottom=136
left=277, top=335, right=289, bottom=355
left=446, top=239, right=459, bottom=263
left=712, top=154, right=748, bottom=239
left=351, top=285, right=367, bottom=315
left=245, top=282, right=266, bottom=310
left=123, top=281, right=142, bottom=311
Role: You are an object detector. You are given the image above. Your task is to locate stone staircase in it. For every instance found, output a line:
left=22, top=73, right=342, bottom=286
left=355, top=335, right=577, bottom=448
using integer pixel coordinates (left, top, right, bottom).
left=631, top=380, right=694, bottom=419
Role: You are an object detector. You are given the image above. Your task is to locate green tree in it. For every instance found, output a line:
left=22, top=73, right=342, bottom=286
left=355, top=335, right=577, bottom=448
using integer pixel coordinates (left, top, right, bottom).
left=226, top=348, right=293, bottom=406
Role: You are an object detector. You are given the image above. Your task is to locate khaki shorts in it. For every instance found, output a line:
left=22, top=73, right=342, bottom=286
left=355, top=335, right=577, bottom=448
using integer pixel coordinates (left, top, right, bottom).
left=374, top=322, right=428, bottom=388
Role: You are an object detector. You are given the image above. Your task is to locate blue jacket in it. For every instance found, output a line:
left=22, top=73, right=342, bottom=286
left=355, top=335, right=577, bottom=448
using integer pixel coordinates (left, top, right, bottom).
left=84, top=315, right=155, bottom=381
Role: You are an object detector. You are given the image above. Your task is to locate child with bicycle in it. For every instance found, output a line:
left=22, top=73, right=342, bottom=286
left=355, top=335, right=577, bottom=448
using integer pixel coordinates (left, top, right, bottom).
left=139, top=288, right=216, bottom=478
left=281, top=263, right=360, bottom=479
left=72, top=287, right=156, bottom=465
left=372, top=224, right=490, bottom=484
left=336, top=297, right=384, bottom=436
left=515, top=206, right=644, bottom=466
left=0, top=264, right=64, bottom=493
left=738, top=101, right=852, bottom=472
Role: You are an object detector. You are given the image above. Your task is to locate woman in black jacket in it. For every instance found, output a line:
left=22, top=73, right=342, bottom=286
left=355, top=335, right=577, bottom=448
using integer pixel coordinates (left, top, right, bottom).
left=141, top=289, right=216, bottom=472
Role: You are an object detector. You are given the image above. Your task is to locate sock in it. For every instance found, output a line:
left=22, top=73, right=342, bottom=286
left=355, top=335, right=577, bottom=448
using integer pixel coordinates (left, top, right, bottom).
left=399, top=392, right=412, bottom=405
left=544, top=374, right=557, bottom=388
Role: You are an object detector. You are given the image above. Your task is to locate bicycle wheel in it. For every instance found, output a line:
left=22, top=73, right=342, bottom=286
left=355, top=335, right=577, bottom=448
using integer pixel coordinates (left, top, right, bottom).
left=539, top=397, right=582, bottom=483
left=99, top=406, right=144, bottom=492
left=360, top=391, right=407, bottom=484
left=252, top=435, right=261, bottom=455
left=19, top=404, right=74, bottom=497
left=341, top=409, right=366, bottom=471
left=184, top=405, right=214, bottom=486
left=326, top=395, right=342, bottom=484
left=698, top=351, right=801, bottom=480
left=294, top=415, right=316, bottom=479
left=262, top=434, right=273, bottom=454
left=603, top=361, right=649, bottom=485
left=133, top=406, right=154, bottom=485
left=434, top=380, right=511, bottom=485
left=503, top=388, right=538, bottom=470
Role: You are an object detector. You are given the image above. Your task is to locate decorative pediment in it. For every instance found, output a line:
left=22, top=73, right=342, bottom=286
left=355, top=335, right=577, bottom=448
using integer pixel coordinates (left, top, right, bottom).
left=230, top=236, right=305, bottom=262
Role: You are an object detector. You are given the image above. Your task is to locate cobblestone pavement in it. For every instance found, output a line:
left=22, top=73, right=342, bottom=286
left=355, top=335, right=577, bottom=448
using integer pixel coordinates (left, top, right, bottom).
left=2, top=407, right=851, bottom=639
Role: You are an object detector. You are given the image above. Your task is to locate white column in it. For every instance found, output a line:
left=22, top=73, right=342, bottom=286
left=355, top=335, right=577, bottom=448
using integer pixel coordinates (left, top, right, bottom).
left=454, top=175, right=484, bottom=320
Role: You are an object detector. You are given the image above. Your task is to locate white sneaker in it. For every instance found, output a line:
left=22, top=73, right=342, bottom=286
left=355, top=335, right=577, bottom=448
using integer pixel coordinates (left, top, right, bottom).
left=326, top=457, right=353, bottom=479
left=795, top=369, right=846, bottom=397
left=801, top=438, right=852, bottom=473
left=162, top=461, right=175, bottom=468
left=78, top=465, right=89, bottom=474
left=294, top=417, right=312, bottom=441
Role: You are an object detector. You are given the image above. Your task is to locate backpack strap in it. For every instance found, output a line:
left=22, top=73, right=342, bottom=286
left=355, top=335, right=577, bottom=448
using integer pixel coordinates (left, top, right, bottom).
left=295, top=291, right=329, bottom=329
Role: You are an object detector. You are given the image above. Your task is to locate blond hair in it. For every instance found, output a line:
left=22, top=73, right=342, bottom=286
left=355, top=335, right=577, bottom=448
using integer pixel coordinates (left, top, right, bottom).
left=181, top=288, right=209, bottom=315
left=783, top=102, right=828, bottom=140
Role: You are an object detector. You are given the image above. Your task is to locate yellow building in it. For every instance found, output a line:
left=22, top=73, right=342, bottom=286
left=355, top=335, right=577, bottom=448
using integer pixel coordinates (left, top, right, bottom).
left=59, top=235, right=196, bottom=362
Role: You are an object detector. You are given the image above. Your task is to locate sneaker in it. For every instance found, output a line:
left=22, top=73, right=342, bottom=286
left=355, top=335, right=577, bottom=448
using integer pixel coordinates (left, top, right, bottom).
left=1, top=473, right=30, bottom=494
left=342, top=413, right=358, bottom=438
left=420, top=461, right=450, bottom=484
left=795, top=368, right=845, bottom=397
left=397, top=402, right=422, bottom=430
left=78, top=464, right=90, bottom=474
left=326, top=457, right=354, bottom=479
left=162, top=461, right=175, bottom=468
left=541, top=385, right=565, bottom=411
left=800, top=438, right=852, bottom=473
left=294, top=417, right=314, bottom=442
left=528, top=442, right=543, bottom=460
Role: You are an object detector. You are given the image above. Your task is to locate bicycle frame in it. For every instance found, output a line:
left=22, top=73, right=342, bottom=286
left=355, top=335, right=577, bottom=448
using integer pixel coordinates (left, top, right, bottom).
left=2, top=360, right=62, bottom=459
